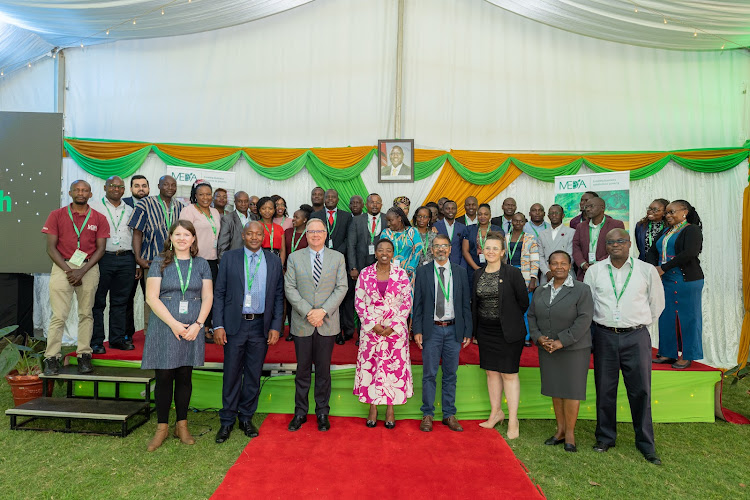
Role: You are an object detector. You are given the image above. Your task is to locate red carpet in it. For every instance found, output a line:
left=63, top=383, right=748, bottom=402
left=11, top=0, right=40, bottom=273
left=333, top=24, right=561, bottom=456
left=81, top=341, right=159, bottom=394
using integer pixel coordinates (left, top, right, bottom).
left=95, top=330, right=717, bottom=371
left=210, top=414, right=545, bottom=500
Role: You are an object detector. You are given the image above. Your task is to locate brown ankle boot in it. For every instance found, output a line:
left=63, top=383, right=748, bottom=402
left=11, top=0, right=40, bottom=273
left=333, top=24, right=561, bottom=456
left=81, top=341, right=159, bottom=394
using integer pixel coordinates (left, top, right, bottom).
left=174, top=420, right=195, bottom=445
left=147, top=423, right=169, bottom=452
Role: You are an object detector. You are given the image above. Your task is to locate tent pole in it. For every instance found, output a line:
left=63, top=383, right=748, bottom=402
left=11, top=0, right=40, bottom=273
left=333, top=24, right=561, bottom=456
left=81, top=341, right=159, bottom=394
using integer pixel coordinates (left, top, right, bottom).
left=394, top=0, right=405, bottom=139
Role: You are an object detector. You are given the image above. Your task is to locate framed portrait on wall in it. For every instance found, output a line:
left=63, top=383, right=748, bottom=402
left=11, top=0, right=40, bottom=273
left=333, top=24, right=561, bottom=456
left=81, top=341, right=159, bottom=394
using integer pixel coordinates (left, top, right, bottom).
left=378, top=139, right=414, bottom=183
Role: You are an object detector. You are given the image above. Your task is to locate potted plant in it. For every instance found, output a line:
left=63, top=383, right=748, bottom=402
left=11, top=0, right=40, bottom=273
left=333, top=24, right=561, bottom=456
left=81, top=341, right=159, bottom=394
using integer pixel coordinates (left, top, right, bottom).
left=0, top=325, right=50, bottom=406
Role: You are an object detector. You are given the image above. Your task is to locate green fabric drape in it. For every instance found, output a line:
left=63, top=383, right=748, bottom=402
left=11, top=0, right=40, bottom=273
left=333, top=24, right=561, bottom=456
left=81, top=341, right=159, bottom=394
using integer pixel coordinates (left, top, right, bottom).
left=153, top=147, right=241, bottom=171
left=584, top=156, right=672, bottom=180
left=63, top=142, right=151, bottom=179
left=446, top=156, right=512, bottom=185
left=671, top=151, right=750, bottom=173
left=414, top=153, right=449, bottom=181
left=306, top=149, right=375, bottom=210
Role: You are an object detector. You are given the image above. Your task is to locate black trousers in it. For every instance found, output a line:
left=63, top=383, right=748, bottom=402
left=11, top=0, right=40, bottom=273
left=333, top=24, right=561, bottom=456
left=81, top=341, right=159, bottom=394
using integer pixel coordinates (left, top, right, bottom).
left=219, top=317, right=268, bottom=426
left=92, top=252, right=135, bottom=346
left=126, top=270, right=147, bottom=338
left=339, top=275, right=356, bottom=337
left=593, top=324, right=656, bottom=455
left=155, top=366, right=193, bottom=424
left=293, top=330, right=335, bottom=416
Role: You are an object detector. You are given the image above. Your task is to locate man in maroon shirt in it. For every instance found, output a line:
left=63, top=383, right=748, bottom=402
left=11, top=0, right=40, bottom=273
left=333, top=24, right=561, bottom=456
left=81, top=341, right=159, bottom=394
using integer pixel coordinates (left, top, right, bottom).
left=41, top=180, right=109, bottom=375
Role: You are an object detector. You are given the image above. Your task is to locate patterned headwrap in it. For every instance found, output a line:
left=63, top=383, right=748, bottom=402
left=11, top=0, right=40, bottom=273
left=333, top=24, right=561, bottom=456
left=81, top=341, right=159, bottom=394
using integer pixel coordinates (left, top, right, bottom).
left=393, top=196, right=411, bottom=207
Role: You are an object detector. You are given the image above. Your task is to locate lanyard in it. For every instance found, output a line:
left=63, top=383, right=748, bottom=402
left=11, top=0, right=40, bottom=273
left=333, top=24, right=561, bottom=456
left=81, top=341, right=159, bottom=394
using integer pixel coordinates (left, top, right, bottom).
left=175, top=257, right=193, bottom=300
left=589, top=221, right=603, bottom=252
left=101, top=198, right=125, bottom=234
left=607, top=258, right=634, bottom=307
left=199, top=207, right=217, bottom=237
left=434, top=264, right=451, bottom=302
left=326, top=211, right=337, bottom=235
left=661, top=221, right=687, bottom=264
left=245, top=251, right=263, bottom=293
left=158, top=195, right=174, bottom=227
left=263, top=223, right=275, bottom=251
left=530, top=222, right=547, bottom=238
left=291, top=229, right=307, bottom=253
left=508, top=233, right=523, bottom=261
left=420, top=231, right=430, bottom=256
left=478, top=226, right=490, bottom=250
left=67, top=205, right=92, bottom=249
left=369, top=216, right=379, bottom=244
left=392, top=230, right=407, bottom=256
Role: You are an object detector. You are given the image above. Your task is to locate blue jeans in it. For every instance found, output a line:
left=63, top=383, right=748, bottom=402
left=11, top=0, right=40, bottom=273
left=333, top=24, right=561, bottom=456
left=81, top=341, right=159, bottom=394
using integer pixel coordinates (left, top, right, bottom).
left=421, top=324, right=461, bottom=418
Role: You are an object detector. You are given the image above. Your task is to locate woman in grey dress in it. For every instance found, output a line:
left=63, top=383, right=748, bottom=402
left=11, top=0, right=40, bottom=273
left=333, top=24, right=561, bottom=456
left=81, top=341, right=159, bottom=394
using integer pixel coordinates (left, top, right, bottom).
left=528, top=250, right=593, bottom=453
left=142, top=220, right=213, bottom=452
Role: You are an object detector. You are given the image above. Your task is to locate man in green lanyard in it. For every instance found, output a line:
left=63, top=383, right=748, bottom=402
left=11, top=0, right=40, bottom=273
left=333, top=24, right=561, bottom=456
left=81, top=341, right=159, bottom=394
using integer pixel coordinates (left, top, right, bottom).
left=584, top=229, right=665, bottom=465
left=572, top=197, right=624, bottom=281
left=91, top=176, right=137, bottom=353
left=523, top=203, right=548, bottom=238
left=41, top=180, right=109, bottom=375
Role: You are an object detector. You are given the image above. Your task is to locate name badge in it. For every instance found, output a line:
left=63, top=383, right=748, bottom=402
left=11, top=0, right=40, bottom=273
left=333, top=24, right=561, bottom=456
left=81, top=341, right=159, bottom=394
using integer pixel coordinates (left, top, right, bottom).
left=213, top=239, right=218, bottom=249
left=588, top=252, right=596, bottom=264
left=179, top=300, right=189, bottom=314
left=244, top=294, right=252, bottom=309
left=69, top=249, right=88, bottom=267
left=423, top=260, right=430, bottom=265
left=111, top=235, right=120, bottom=246
left=479, top=254, right=486, bottom=264
left=613, top=307, right=621, bottom=322
left=328, top=240, right=334, bottom=248
left=393, top=259, right=401, bottom=268
left=368, top=244, right=375, bottom=255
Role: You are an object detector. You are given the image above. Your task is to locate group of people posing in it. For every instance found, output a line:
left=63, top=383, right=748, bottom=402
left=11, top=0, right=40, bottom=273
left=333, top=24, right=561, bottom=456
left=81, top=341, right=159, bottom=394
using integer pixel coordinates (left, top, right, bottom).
left=40, top=176, right=704, bottom=466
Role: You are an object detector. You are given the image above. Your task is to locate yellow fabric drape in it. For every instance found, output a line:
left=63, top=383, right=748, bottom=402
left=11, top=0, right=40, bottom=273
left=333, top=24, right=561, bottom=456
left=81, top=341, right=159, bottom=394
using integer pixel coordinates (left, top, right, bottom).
left=583, top=152, right=668, bottom=170
left=512, top=154, right=581, bottom=167
left=242, top=148, right=307, bottom=167
left=449, top=150, right=511, bottom=171
left=414, top=149, right=448, bottom=162
left=674, top=149, right=746, bottom=159
left=423, top=162, right=523, bottom=218
left=156, top=144, right=240, bottom=162
left=739, top=185, right=750, bottom=368
left=310, top=146, right=376, bottom=168
left=65, top=139, right=147, bottom=159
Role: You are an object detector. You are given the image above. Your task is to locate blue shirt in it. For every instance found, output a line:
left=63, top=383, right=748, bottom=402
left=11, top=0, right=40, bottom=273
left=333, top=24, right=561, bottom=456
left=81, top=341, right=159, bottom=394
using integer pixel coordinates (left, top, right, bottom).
left=309, top=246, right=325, bottom=271
left=243, top=247, right=267, bottom=314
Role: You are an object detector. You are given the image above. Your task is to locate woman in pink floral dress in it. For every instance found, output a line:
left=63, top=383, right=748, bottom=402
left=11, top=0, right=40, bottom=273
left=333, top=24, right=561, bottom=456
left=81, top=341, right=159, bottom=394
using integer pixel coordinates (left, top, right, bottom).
left=353, top=239, right=413, bottom=429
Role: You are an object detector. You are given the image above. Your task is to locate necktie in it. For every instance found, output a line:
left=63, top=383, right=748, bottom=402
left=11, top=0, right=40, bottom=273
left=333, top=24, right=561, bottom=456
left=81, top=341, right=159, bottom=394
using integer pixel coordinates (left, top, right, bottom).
left=313, top=252, right=322, bottom=286
left=506, top=220, right=512, bottom=233
left=436, top=267, right=446, bottom=319
left=248, top=254, right=257, bottom=310
left=328, top=210, right=335, bottom=226
left=371, top=216, right=377, bottom=233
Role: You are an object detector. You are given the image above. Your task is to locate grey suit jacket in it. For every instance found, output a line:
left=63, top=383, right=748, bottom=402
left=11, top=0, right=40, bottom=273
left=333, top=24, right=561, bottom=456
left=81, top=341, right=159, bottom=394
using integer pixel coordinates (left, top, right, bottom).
left=217, top=211, right=243, bottom=259
left=284, top=247, right=348, bottom=337
left=347, top=213, right=387, bottom=271
left=537, top=226, right=575, bottom=285
left=527, top=281, right=593, bottom=351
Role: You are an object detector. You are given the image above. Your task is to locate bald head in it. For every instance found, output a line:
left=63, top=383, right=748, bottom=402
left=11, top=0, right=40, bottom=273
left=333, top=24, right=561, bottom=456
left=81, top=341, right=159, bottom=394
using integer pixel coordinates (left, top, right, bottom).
left=605, top=228, right=630, bottom=262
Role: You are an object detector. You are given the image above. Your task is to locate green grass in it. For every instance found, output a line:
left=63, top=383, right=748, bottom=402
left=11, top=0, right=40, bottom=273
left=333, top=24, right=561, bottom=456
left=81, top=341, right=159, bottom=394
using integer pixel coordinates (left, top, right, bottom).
left=0, top=377, right=748, bottom=499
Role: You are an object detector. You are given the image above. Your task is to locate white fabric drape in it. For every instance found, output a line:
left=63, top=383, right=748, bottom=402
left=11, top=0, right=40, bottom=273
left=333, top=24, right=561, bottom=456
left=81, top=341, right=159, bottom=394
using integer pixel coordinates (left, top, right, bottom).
left=0, top=55, right=54, bottom=111
left=34, top=156, right=745, bottom=368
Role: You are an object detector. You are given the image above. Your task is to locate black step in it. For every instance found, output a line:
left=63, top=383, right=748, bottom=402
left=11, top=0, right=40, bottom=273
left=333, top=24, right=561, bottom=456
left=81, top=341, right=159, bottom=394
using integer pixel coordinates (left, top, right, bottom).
left=40, top=365, right=155, bottom=383
left=6, top=397, right=148, bottom=421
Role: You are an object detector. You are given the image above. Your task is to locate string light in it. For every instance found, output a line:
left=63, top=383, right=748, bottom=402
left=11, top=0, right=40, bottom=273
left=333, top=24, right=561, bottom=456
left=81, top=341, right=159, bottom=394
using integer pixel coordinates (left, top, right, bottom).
left=106, top=29, right=110, bottom=35
left=162, top=8, right=165, bottom=15
left=133, top=19, right=137, bottom=25
left=721, top=44, right=725, bottom=49
left=694, top=30, right=697, bottom=37
left=663, top=18, right=667, bottom=24
left=634, top=8, right=638, bottom=13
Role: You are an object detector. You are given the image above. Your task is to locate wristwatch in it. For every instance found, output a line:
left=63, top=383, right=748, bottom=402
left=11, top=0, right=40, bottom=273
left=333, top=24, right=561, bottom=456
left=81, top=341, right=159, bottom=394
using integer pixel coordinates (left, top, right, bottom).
left=195, top=322, right=205, bottom=329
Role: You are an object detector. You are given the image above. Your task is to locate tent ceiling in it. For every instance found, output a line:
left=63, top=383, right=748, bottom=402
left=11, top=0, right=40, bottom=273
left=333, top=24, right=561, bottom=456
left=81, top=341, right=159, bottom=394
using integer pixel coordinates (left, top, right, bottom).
left=1, top=0, right=749, bottom=76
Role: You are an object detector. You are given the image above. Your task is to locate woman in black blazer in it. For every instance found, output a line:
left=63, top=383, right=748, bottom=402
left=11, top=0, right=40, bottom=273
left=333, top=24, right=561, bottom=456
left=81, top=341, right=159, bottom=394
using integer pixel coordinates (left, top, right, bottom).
left=528, top=250, right=593, bottom=453
left=473, top=231, right=529, bottom=439
left=646, top=200, right=704, bottom=369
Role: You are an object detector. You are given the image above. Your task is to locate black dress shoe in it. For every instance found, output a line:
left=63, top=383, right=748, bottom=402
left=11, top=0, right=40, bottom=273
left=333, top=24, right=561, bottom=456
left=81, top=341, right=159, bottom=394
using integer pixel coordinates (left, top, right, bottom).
left=644, top=453, right=662, bottom=465
left=78, top=354, right=94, bottom=374
left=109, top=341, right=135, bottom=351
left=335, top=333, right=345, bottom=345
left=564, top=443, right=577, bottom=453
left=239, top=420, right=259, bottom=438
left=317, top=414, right=330, bottom=431
left=672, top=360, right=692, bottom=370
left=524, top=340, right=533, bottom=347
left=123, top=337, right=134, bottom=347
left=288, top=415, right=307, bottom=431
left=544, top=436, right=565, bottom=446
left=43, top=357, right=60, bottom=376
left=285, top=333, right=294, bottom=342
left=92, top=345, right=106, bottom=355
left=652, top=356, right=677, bottom=364
left=592, top=442, right=615, bottom=453
left=215, top=425, right=233, bottom=443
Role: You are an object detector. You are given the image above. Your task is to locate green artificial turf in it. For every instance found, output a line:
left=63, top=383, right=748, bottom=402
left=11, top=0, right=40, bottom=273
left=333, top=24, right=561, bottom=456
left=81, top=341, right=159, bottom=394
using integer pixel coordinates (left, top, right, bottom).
left=0, top=376, right=748, bottom=499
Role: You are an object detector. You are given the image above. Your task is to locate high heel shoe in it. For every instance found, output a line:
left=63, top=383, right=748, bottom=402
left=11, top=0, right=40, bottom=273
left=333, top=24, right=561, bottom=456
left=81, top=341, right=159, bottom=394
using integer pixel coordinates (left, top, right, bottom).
left=384, top=420, right=396, bottom=430
left=147, top=423, right=169, bottom=452
left=479, top=411, right=505, bottom=429
left=506, top=420, right=520, bottom=440
left=174, top=420, right=195, bottom=445
left=366, top=420, right=377, bottom=428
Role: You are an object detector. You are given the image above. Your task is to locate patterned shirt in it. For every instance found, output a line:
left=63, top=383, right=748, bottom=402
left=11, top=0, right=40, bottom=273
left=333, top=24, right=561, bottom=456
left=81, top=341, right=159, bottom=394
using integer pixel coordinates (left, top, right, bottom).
left=127, top=196, right=185, bottom=261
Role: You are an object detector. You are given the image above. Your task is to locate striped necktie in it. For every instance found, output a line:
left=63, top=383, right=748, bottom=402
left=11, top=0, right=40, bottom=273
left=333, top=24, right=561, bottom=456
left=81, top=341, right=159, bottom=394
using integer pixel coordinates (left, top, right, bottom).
left=313, top=251, right=322, bottom=286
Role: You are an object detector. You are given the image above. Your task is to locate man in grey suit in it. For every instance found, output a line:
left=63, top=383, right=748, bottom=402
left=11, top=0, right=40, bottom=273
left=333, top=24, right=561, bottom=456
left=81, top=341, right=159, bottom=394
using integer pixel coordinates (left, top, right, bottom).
left=285, top=218, right=348, bottom=431
left=217, top=191, right=258, bottom=259
left=537, top=204, right=575, bottom=285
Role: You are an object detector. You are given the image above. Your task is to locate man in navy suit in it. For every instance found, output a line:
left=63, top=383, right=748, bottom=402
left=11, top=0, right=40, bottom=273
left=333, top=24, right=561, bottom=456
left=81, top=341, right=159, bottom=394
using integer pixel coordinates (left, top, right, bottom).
left=413, top=234, right=473, bottom=432
left=433, top=199, right=465, bottom=267
left=212, top=221, right=284, bottom=443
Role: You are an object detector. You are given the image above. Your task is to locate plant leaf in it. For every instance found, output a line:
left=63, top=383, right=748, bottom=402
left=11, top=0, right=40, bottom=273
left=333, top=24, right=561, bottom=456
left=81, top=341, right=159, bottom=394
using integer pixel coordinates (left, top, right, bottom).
left=0, top=345, right=21, bottom=377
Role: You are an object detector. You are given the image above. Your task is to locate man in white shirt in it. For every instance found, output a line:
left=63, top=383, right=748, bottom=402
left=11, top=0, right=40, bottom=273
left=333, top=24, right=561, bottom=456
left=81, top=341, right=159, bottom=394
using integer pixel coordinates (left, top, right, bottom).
left=584, top=228, right=665, bottom=466
left=91, top=176, right=136, bottom=352
left=456, top=196, right=479, bottom=226
left=537, top=204, right=575, bottom=285
left=413, top=234, right=472, bottom=432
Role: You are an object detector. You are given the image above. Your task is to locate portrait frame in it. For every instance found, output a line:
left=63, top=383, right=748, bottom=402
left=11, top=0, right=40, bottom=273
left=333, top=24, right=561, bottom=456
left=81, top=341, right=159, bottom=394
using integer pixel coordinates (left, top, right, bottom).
left=377, top=139, right=415, bottom=183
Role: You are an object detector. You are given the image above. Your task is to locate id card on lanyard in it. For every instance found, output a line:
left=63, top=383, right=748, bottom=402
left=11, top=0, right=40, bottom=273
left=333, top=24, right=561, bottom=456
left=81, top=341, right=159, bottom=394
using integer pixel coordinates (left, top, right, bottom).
left=607, top=258, right=633, bottom=322
left=175, top=257, right=193, bottom=314
left=68, top=206, right=92, bottom=266
left=244, top=251, right=263, bottom=309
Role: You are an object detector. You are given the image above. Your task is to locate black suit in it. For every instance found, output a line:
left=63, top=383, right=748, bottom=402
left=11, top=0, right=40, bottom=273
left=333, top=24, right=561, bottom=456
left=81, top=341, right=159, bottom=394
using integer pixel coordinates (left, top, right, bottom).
left=455, top=215, right=479, bottom=227
left=645, top=224, right=704, bottom=281
left=347, top=213, right=387, bottom=271
left=471, top=264, right=529, bottom=342
left=311, top=208, right=354, bottom=336
left=213, top=248, right=284, bottom=426
left=491, top=216, right=514, bottom=235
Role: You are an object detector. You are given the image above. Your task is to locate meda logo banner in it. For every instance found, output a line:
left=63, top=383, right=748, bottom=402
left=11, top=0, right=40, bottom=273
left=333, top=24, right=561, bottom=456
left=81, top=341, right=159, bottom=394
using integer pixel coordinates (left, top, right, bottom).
left=555, top=171, right=629, bottom=193
left=557, top=178, right=588, bottom=191
left=168, top=165, right=237, bottom=211
left=554, top=171, right=631, bottom=230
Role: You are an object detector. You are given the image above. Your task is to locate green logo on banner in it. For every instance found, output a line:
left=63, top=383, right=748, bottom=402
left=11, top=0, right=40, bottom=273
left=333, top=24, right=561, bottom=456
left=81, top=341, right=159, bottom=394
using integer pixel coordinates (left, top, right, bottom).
left=0, top=190, right=11, bottom=212
left=558, top=179, right=587, bottom=191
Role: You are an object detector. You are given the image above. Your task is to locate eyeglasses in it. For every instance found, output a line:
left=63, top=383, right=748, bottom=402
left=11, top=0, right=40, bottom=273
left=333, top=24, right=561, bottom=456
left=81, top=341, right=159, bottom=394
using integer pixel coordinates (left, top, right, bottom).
left=416, top=214, right=430, bottom=219
left=665, top=209, right=685, bottom=215
left=307, top=230, right=327, bottom=235
left=646, top=207, right=663, bottom=213
left=106, top=185, right=125, bottom=189
left=606, top=239, right=629, bottom=245
left=433, top=244, right=450, bottom=249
